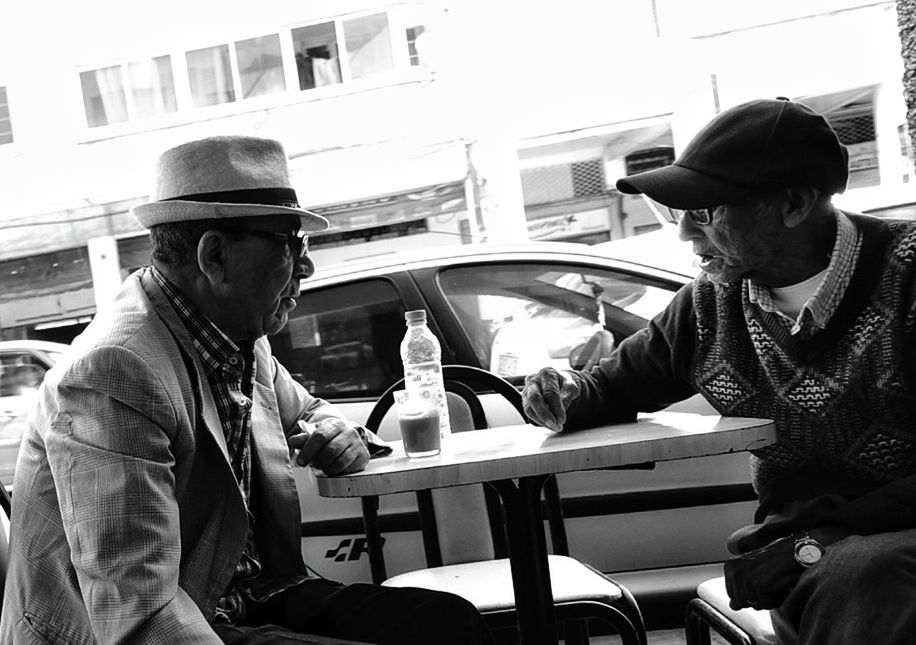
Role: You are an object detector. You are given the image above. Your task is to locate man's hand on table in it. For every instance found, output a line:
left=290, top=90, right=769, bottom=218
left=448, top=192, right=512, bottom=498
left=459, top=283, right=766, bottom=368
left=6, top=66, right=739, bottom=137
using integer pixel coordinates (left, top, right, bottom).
left=522, top=367, right=580, bottom=432
left=288, top=419, right=370, bottom=475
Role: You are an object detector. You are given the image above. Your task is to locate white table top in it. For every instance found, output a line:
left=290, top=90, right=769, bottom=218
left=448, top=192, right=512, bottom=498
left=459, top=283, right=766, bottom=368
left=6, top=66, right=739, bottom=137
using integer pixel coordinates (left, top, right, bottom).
left=316, top=412, right=775, bottom=498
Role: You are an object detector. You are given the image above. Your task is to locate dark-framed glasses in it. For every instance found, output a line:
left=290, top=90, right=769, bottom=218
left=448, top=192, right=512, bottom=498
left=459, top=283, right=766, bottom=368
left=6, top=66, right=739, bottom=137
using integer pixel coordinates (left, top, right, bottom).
left=225, top=228, right=309, bottom=257
left=660, top=206, right=719, bottom=226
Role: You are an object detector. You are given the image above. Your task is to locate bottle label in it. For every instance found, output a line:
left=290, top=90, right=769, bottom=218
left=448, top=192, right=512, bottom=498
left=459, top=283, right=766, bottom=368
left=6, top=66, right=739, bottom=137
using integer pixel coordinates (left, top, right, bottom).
left=403, top=362, right=450, bottom=437
left=404, top=361, right=442, bottom=388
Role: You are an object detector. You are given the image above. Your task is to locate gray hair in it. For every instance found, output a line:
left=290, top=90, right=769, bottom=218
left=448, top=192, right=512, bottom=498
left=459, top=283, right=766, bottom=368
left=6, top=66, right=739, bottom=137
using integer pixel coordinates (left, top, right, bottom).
left=149, top=220, right=224, bottom=268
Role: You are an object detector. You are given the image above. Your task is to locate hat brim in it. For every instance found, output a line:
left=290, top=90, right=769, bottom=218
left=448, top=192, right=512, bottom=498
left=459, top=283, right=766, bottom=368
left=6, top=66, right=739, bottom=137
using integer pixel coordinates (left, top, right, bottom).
left=616, top=163, right=754, bottom=210
left=132, top=200, right=329, bottom=232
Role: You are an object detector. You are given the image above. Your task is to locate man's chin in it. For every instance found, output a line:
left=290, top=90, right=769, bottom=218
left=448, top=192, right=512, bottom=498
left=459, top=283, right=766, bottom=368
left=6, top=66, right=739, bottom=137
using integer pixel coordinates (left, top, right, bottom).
left=265, top=312, right=290, bottom=336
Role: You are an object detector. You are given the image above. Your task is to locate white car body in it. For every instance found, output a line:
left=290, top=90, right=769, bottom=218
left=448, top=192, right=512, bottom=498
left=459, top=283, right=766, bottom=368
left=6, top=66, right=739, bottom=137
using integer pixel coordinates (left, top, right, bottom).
left=0, top=340, right=69, bottom=487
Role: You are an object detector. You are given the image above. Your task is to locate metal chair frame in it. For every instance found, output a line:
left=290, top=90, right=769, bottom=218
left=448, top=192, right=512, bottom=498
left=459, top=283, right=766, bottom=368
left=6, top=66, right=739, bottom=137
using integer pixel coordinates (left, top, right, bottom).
left=685, top=598, right=757, bottom=645
left=684, top=576, right=775, bottom=645
left=362, top=365, right=646, bottom=645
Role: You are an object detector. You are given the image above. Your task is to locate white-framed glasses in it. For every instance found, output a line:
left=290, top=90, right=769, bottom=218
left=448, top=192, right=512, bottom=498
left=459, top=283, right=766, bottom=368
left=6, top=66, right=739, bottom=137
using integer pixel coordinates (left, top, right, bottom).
left=660, top=207, right=719, bottom=226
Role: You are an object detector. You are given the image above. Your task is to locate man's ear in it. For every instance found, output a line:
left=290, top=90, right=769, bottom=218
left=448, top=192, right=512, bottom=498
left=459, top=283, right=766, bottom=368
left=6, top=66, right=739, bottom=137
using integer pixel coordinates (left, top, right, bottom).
left=782, top=187, right=821, bottom=229
left=197, top=230, right=230, bottom=283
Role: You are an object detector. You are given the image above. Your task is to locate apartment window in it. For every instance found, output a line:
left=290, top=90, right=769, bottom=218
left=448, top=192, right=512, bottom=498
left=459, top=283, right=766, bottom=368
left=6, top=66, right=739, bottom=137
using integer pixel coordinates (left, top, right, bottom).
left=236, top=34, right=286, bottom=98
left=80, top=65, right=129, bottom=127
left=572, top=160, right=605, bottom=197
left=521, top=159, right=606, bottom=205
left=80, top=57, right=177, bottom=127
left=292, top=22, right=342, bottom=90
left=343, top=13, right=393, bottom=79
left=187, top=44, right=235, bottom=107
left=127, top=56, right=177, bottom=118
left=0, top=87, right=12, bottom=144
left=79, top=8, right=424, bottom=130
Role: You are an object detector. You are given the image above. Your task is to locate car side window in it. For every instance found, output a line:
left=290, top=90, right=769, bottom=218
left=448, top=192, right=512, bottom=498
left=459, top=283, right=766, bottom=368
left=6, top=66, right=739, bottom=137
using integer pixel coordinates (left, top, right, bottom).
left=0, top=353, right=49, bottom=397
left=438, top=263, right=677, bottom=380
left=270, top=278, right=405, bottom=400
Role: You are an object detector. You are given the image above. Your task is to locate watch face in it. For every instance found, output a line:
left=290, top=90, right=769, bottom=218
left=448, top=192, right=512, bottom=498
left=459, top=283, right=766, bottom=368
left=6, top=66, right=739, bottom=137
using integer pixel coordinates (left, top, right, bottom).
left=795, top=538, right=824, bottom=566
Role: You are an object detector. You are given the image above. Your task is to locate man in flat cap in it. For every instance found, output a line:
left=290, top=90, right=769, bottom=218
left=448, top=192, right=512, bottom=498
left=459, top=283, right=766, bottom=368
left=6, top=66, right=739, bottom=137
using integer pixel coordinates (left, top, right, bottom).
left=523, top=98, right=916, bottom=644
left=0, top=135, right=492, bottom=644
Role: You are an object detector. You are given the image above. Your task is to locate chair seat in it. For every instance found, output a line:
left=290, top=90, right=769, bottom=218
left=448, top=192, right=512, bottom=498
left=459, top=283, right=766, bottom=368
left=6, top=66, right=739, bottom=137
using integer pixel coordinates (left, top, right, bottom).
left=382, top=554, right=624, bottom=613
left=696, top=577, right=777, bottom=644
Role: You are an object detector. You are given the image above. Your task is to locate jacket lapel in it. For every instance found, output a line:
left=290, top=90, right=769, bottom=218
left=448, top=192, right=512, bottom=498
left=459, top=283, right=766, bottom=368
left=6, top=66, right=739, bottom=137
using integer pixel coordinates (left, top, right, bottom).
left=138, top=269, right=232, bottom=464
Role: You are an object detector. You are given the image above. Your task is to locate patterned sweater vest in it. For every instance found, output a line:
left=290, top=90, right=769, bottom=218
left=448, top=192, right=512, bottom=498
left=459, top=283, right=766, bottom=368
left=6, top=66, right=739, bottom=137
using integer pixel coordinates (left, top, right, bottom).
left=691, top=216, right=916, bottom=498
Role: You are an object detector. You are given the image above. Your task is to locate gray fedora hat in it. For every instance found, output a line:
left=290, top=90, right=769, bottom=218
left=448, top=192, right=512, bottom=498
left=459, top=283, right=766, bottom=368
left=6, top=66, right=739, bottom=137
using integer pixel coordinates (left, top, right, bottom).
left=132, top=135, right=329, bottom=232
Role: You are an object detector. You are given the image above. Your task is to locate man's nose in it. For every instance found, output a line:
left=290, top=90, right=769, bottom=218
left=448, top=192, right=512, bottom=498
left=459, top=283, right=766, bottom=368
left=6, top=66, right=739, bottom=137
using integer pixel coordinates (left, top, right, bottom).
left=294, top=253, right=315, bottom=280
left=677, top=217, right=704, bottom=242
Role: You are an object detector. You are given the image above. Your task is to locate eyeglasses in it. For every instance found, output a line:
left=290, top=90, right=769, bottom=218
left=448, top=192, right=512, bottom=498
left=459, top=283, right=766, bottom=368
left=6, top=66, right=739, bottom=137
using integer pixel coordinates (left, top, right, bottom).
left=661, top=206, right=719, bottom=226
left=224, top=228, right=309, bottom=258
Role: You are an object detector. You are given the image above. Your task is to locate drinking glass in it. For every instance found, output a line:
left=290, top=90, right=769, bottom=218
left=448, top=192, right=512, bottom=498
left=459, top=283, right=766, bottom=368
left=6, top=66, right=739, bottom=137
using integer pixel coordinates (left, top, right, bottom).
left=394, top=389, right=441, bottom=458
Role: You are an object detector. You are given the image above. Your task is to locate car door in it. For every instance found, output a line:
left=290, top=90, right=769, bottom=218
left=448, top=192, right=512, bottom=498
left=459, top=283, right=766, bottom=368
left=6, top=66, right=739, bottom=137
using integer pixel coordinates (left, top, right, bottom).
left=412, top=259, right=756, bottom=580
left=272, top=253, right=755, bottom=593
left=270, top=268, right=453, bottom=581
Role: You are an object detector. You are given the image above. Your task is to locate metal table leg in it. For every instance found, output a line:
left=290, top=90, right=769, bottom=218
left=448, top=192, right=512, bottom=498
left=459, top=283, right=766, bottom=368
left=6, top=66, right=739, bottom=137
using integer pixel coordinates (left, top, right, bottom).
left=491, top=475, right=557, bottom=645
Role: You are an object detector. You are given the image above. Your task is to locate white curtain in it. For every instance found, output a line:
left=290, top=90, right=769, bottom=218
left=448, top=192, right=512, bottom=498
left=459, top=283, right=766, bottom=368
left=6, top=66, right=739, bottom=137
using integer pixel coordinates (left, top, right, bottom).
left=187, top=46, right=234, bottom=107
left=128, top=57, right=176, bottom=118
left=91, top=66, right=128, bottom=125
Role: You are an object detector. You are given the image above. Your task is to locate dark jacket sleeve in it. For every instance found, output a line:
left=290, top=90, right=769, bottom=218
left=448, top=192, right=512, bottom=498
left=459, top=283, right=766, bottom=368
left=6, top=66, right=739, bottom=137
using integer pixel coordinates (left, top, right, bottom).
left=815, top=472, right=916, bottom=534
left=564, top=282, right=701, bottom=430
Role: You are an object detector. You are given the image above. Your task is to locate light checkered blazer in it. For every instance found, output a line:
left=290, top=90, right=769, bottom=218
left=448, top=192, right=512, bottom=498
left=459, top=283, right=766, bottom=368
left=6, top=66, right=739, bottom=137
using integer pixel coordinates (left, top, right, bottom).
left=0, top=268, right=354, bottom=644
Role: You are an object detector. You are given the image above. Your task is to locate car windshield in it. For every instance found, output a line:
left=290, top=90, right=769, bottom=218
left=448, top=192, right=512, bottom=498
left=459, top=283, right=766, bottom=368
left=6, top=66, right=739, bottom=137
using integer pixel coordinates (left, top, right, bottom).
left=438, top=262, right=677, bottom=379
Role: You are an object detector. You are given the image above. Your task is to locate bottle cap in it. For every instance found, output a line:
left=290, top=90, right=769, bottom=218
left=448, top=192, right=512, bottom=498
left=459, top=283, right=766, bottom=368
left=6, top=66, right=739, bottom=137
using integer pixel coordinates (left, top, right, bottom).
left=405, top=310, right=427, bottom=324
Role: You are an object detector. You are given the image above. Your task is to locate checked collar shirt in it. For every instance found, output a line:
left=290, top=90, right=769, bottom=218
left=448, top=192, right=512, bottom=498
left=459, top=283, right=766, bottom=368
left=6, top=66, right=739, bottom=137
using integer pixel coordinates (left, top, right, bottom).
left=747, top=209, right=861, bottom=336
left=152, top=268, right=276, bottom=623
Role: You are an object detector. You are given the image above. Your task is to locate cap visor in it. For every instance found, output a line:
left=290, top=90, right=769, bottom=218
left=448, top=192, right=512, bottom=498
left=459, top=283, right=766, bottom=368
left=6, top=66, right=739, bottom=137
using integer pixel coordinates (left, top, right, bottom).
left=616, top=164, right=753, bottom=209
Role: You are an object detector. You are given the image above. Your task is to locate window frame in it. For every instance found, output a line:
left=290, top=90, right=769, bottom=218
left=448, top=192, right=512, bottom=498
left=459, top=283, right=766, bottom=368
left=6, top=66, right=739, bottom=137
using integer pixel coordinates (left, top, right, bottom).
left=0, top=85, right=14, bottom=146
left=78, top=55, right=181, bottom=129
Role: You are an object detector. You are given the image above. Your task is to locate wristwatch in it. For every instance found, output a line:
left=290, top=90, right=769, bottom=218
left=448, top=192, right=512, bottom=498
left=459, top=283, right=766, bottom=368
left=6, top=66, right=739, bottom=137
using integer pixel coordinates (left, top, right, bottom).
left=792, top=532, right=825, bottom=567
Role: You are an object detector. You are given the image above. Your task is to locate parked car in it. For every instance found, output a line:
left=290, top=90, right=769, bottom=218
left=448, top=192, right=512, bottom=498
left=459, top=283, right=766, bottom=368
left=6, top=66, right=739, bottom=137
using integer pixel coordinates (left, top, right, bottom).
left=270, top=236, right=756, bottom=626
left=0, top=340, right=68, bottom=487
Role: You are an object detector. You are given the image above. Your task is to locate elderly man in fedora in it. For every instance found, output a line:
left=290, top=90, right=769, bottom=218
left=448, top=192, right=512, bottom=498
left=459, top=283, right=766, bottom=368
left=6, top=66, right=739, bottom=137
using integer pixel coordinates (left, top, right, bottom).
left=523, top=97, right=916, bottom=644
left=0, top=136, right=493, bottom=645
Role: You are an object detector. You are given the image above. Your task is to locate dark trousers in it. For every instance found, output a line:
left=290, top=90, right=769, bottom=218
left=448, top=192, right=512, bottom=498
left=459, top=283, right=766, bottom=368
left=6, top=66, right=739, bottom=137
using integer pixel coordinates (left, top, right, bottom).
left=212, top=578, right=494, bottom=645
left=773, top=528, right=916, bottom=644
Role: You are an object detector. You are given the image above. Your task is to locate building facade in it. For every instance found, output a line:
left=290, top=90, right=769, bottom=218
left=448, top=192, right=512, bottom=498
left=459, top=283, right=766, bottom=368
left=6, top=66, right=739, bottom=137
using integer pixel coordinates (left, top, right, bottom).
left=0, top=0, right=912, bottom=341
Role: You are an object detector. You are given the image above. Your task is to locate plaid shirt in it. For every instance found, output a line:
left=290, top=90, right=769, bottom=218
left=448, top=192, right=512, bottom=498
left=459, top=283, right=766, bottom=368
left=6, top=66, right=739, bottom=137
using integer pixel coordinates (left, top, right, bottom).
left=151, top=268, right=264, bottom=623
left=748, top=210, right=861, bottom=335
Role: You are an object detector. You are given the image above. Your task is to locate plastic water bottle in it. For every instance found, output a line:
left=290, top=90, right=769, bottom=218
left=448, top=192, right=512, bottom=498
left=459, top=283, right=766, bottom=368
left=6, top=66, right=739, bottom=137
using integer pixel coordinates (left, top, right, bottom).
left=400, top=309, right=450, bottom=441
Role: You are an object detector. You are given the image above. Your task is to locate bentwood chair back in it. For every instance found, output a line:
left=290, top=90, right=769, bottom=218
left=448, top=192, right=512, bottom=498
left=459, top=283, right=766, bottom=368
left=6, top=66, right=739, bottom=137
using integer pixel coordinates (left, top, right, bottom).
left=362, top=365, right=647, bottom=645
